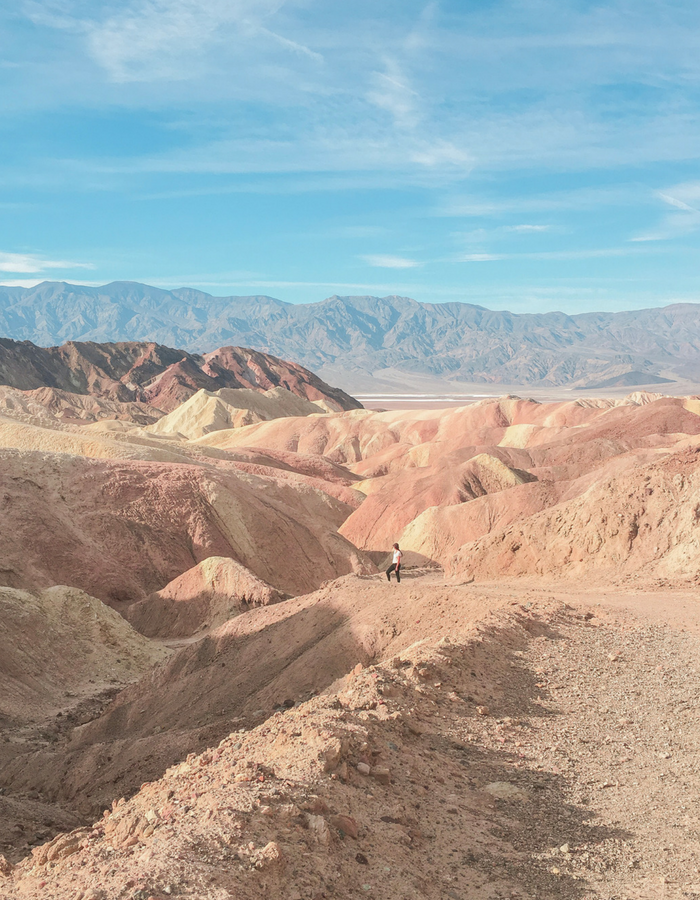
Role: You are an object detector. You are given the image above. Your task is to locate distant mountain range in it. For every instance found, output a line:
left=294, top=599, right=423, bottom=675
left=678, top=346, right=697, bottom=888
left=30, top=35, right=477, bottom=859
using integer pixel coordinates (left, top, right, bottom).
left=2, top=281, right=699, bottom=388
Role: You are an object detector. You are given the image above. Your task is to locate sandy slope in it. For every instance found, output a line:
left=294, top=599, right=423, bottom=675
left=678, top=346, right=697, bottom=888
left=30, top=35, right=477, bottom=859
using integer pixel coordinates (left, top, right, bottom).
left=125, top=557, right=285, bottom=639
left=0, top=585, right=169, bottom=725
left=449, top=443, right=700, bottom=583
left=146, top=388, right=329, bottom=440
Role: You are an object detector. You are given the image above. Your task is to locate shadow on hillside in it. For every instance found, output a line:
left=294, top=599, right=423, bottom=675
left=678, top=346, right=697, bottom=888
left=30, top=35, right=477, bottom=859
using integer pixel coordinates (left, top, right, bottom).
left=334, top=618, right=635, bottom=899
left=0, top=597, right=368, bottom=830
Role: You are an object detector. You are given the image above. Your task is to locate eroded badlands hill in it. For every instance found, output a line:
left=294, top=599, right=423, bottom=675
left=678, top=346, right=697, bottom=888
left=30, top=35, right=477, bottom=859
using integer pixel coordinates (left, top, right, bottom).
left=195, top=392, right=700, bottom=582
left=5, top=583, right=700, bottom=900
left=4, top=374, right=700, bottom=899
left=0, top=338, right=360, bottom=412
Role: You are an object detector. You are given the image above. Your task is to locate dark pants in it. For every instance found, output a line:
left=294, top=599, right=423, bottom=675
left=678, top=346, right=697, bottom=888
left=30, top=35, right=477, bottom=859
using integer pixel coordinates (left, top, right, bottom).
left=386, top=563, right=401, bottom=582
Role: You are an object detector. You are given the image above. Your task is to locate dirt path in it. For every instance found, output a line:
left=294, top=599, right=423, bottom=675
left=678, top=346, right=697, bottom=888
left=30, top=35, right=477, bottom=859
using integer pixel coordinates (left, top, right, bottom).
left=453, top=584, right=700, bottom=898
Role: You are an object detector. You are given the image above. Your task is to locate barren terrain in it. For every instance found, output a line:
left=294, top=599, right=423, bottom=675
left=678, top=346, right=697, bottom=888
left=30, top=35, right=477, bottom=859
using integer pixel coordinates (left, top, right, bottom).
left=2, top=355, right=700, bottom=899
left=4, top=578, right=700, bottom=899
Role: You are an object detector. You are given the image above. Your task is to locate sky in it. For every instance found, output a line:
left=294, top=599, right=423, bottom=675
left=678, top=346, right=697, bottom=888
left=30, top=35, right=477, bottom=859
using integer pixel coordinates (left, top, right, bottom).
left=1, top=0, right=700, bottom=312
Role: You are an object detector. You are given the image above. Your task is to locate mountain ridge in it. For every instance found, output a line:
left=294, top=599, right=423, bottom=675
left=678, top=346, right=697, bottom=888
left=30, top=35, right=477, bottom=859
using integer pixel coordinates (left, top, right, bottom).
left=0, top=336, right=361, bottom=413
left=2, top=281, right=700, bottom=388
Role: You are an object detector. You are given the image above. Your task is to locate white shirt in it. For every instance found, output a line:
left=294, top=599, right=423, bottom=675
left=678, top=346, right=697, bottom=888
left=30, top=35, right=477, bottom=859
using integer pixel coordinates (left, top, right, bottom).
left=392, top=548, right=402, bottom=565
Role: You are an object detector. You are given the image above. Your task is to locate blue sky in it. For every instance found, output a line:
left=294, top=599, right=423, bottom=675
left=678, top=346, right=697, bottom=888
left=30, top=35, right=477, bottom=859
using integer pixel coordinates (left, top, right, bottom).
left=1, top=0, right=700, bottom=312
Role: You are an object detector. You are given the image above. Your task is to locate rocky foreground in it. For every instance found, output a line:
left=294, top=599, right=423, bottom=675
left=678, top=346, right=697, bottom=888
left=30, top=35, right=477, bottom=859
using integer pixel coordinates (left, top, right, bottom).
left=3, top=580, right=700, bottom=899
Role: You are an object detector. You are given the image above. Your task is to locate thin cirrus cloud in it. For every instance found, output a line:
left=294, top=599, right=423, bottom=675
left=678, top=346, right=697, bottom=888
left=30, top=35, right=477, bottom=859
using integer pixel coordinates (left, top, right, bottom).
left=0, top=252, right=94, bottom=274
left=457, top=248, right=647, bottom=262
left=362, top=255, right=423, bottom=269
left=86, top=0, right=304, bottom=82
left=630, top=185, right=700, bottom=242
left=4, top=1, right=700, bottom=310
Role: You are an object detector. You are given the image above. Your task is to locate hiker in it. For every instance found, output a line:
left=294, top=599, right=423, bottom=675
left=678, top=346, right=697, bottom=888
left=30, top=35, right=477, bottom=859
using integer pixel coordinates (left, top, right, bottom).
left=386, top=543, right=402, bottom=583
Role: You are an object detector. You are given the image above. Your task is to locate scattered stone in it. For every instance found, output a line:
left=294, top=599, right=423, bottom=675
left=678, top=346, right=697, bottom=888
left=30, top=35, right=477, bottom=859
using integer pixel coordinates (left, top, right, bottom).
left=251, top=841, right=283, bottom=868
left=308, top=815, right=331, bottom=845
left=330, top=814, right=359, bottom=839
left=483, top=782, right=530, bottom=802
left=476, top=706, right=489, bottom=716
left=323, top=737, right=344, bottom=772
left=356, top=852, right=369, bottom=865
left=371, top=766, right=391, bottom=785
left=357, top=762, right=371, bottom=776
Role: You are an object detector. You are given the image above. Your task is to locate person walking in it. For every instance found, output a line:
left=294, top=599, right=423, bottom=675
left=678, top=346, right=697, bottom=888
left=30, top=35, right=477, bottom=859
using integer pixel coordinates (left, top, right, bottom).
left=386, top=543, right=402, bottom=583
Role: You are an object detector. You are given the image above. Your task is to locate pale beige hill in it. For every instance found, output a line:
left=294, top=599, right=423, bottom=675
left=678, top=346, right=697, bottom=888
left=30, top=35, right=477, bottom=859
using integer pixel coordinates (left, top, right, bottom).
left=146, top=386, right=327, bottom=440
left=0, top=585, right=169, bottom=725
left=0, top=413, right=200, bottom=464
left=0, top=449, right=373, bottom=606
left=0, top=410, right=367, bottom=509
left=125, top=556, right=285, bottom=638
left=0, top=384, right=162, bottom=426
left=448, top=442, right=700, bottom=583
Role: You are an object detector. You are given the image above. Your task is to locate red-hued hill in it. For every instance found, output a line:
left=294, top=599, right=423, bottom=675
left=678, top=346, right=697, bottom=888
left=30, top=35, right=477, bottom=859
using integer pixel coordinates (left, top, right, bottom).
left=0, top=449, right=372, bottom=606
left=0, top=338, right=361, bottom=413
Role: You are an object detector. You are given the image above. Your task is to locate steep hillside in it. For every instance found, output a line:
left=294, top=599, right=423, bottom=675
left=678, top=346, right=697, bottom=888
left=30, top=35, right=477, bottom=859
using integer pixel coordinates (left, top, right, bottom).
left=0, top=337, right=361, bottom=412
left=3, top=281, right=700, bottom=387
left=147, top=387, right=329, bottom=439
left=0, top=449, right=372, bottom=605
left=0, top=585, right=169, bottom=724
left=448, top=443, right=700, bottom=583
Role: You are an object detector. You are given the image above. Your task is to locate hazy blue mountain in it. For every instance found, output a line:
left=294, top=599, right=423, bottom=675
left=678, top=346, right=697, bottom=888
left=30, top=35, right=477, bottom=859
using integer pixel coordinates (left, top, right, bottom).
left=1, top=281, right=698, bottom=387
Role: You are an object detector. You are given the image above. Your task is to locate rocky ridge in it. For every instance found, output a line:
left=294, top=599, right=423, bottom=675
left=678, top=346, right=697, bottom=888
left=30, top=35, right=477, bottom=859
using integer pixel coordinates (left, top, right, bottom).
left=0, top=338, right=361, bottom=414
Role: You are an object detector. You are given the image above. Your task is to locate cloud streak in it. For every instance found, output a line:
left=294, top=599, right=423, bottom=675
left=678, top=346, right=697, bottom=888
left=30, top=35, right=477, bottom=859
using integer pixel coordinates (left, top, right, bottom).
left=631, top=184, right=700, bottom=242
left=86, top=0, right=296, bottom=82
left=0, top=251, right=93, bottom=274
left=362, top=255, right=423, bottom=269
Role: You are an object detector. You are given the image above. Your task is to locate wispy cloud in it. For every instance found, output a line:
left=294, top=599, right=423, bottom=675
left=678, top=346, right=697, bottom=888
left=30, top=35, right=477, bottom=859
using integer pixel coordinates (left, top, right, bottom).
left=631, top=184, right=700, bottom=242
left=83, top=0, right=311, bottom=82
left=362, top=254, right=423, bottom=269
left=459, top=253, right=502, bottom=262
left=8, top=1, right=700, bottom=313
left=367, top=59, right=420, bottom=130
left=0, top=251, right=93, bottom=274
left=456, top=247, right=649, bottom=263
